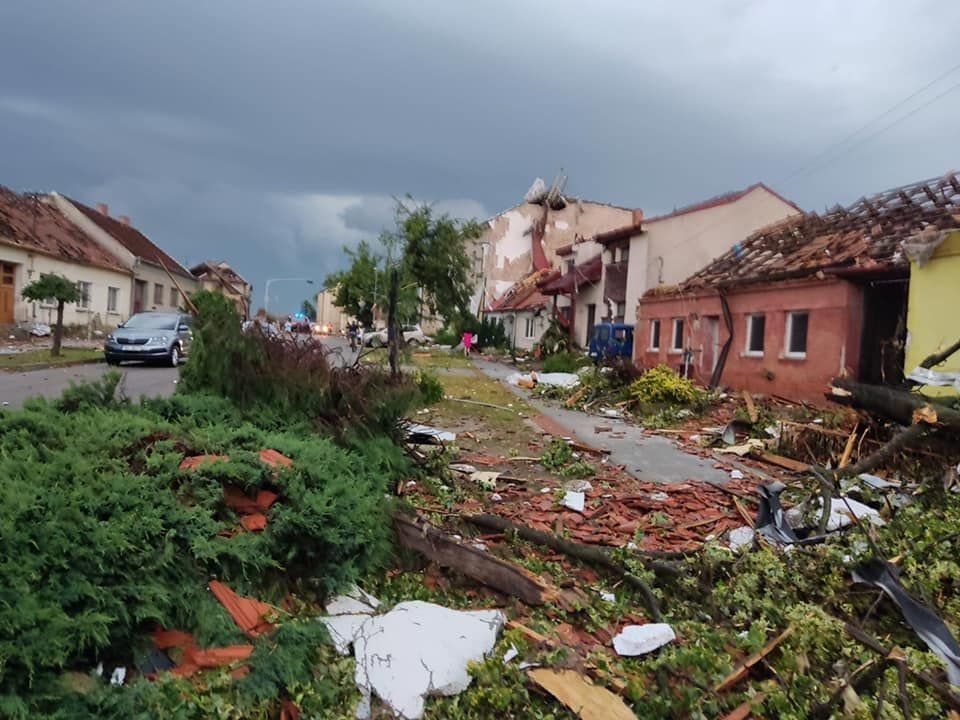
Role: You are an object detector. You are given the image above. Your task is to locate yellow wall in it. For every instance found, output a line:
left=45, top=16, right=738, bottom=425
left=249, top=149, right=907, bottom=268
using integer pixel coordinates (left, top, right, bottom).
left=905, top=229, right=960, bottom=396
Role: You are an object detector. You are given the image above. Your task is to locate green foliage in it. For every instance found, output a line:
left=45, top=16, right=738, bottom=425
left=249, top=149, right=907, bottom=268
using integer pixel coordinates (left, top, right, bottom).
left=180, top=291, right=420, bottom=438
left=457, top=315, right=509, bottom=350
left=325, top=240, right=386, bottom=327
left=299, top=299, right=316, bottom=321
left=0, top=389, right=407, bottom=716
left=539, top=439, right=575, bottom=471
left=630, top=364, right=706, bottom=406
left=416, top=371, right=445, bottom=405
left=20, top=272, right=81, bottom=305
left=541, top=352, right=589, bottom=374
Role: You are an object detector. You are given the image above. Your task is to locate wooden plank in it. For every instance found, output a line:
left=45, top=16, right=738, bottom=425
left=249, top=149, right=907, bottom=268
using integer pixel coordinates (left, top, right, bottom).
left=714, top=625, right=795, bottom=692
left=838, top=424, right=858, bottom=468
left=734, top=498, right=755, bottom=528
left=742, top=390, right=759, bottom=424
left=507, top=620, right=552, bottom=645
left=528, top=668, right=636, bottom=720
left=755, top=451, right=810, bottom=473
left=394, top=515, right=557, bottom=606
left=720, top=692, right=766, bottom=720
left=569, top=440, right=610, bottom=456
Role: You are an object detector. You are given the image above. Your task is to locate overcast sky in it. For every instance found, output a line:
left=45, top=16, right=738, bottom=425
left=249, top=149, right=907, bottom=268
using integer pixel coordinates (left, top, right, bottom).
left=2, top=1, right=959, bottom=314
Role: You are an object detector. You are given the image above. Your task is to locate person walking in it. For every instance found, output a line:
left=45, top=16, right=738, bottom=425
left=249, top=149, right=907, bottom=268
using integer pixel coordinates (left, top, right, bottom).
left=462, top=330, right=473, bottom=357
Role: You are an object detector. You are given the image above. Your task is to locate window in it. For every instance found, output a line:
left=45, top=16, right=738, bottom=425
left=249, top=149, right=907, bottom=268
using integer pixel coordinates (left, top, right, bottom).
left=1, top=262, right=14, bottom=286
left=786, top=311, right=809, bottom=358
left=745, top=314, right=765, bottom=356
left=153, top=283, right=164, bottom=305
left=107, top=287, right=119, bottom=313
left=619, top=246, right=629, bottom=263
left=615, top=301, right=626, bottom=323
left=650, top=319, right=661, bottom=350
left=524, top=316, right=536, bottom=339
left=566, top=259, right=575, bottom=273
left=76, top=281, right=92, bottom=309
left=671, top=318, right=684, bottom=352
left=170, top=287, right=180, bottom=307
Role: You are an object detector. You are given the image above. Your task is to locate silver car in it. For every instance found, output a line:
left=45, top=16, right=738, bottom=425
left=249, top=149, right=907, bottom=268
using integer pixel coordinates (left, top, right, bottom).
left=104, top=312, right=192, bottom=367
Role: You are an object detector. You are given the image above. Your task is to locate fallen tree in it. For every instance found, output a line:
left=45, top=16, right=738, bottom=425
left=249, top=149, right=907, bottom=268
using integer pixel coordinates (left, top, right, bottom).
left=828, top=378, right=960, bottom=431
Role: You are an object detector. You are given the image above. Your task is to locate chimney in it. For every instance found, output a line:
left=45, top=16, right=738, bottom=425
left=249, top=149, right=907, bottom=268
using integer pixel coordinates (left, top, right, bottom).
left=96, top=203, right=109, bottom=216
left=119, top=215, right=131, bottom=226
left=632, top=209, right=644, bottom=226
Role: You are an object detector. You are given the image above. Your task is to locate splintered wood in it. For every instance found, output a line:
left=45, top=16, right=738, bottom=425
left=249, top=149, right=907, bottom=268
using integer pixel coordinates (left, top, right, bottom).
left=528, top=668, right=636, bottom=720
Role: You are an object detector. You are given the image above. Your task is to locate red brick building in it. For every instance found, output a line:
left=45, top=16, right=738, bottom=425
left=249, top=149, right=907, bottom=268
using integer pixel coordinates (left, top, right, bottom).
left=636, top=173, right=960, bottom=401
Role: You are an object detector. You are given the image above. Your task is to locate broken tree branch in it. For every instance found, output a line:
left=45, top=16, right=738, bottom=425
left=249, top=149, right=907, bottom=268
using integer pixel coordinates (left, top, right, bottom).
left=829, top=379, right=960, bottom=431
left=394, top=514, right=557, bottom=605
left=919, top=336, right=960, bottom=369
left=843, top=620, right=960, bottom=712
left=465, top=514, right=678, bottom=622
left=714, top=625, right=795, bottom=692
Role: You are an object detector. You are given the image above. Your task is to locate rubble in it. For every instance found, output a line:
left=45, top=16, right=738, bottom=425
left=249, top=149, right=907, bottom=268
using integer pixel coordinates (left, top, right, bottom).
left=527, top=668, right=636, bottom=720
left=611, top=623, right=676, bottom=656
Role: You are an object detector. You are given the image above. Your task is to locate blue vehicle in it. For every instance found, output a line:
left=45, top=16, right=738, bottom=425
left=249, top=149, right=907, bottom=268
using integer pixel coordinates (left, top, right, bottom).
left=588, top=322, right=634, bottom=362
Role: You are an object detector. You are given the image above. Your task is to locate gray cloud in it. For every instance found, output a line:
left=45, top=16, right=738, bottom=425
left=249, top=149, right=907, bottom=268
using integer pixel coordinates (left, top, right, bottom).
left=2, top=0, right=959, bottom=312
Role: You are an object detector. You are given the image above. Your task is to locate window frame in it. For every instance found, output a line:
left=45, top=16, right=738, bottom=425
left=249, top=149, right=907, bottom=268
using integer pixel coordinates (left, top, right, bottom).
left=524, top=316, right=536, bottom=339
left=670, top=318, right=684, bottom=354
left=107, top=286, right=119, bottom=313
left=785, top=311, right=809, bottom=359
left=649, top=319, right=661, bottom=351
left=744, top=313, right=766, bottom=357
left=76, top=281, right=92, bottom=310
left=170, top=287, right=180, bottom=308
left=153, top=283, right=164, bottom=306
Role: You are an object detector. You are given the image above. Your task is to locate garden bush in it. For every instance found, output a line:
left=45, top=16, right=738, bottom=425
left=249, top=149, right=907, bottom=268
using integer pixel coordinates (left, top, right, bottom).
left=629, top=364, right=706, bottom=407
left=541, top=351, right=590, bottom=374
left=0, top=389, right=407, bottom=718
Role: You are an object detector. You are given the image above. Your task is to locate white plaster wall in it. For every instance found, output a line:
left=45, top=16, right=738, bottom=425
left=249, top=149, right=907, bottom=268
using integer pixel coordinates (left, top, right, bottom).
left=135, top=263, right=198, bottom=314
left=488, top=309, right=547, bottom=351
left=625, top=188, right=801, bottom=323
left=573, top=281, right=602, bottom=347
left=0, top=245, right=132, bottom=327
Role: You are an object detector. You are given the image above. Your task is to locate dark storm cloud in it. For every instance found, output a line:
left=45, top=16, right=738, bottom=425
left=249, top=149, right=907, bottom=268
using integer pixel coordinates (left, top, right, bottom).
left=2, top=0, right=959, bottom=312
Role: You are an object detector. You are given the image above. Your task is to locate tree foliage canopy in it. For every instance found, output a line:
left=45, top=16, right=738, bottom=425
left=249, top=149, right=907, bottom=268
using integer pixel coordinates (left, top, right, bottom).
left=325, top=200, right=482, bottom=327
left=20, top=273, right=80, bottom=304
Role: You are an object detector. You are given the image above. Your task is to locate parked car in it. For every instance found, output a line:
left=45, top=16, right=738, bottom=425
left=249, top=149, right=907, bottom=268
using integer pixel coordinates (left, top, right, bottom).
left=362, top=324, right=430, bottom=347
left=588, top=322, right=634, bottom=362
left=105, top=312, right=193, bottom=367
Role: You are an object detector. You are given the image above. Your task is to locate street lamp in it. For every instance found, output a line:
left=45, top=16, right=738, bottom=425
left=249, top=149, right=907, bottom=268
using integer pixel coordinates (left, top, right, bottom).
left=263, top=277, right=314, bottom=315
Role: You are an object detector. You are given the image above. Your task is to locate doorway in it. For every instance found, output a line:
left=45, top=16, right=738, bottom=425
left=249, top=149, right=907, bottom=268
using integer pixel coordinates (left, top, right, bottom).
left=859, top=279, right=908, bottom=385
left=585, top=303, right=596, bottom=343
left=0, top=262, right=15, bottom=324
left=702, top=315, right=721, bottom=374
left=133, top=280, right=147, bottom=313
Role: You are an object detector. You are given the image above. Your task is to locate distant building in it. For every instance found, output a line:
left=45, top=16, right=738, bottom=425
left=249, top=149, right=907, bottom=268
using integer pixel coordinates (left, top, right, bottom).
left=316, top=287, right=352, bottom=333
left=0, top=187, right=132, bottom=328
left=191, top=261, right=253, bottom=319
left=50, top=196, right=197, bottom=315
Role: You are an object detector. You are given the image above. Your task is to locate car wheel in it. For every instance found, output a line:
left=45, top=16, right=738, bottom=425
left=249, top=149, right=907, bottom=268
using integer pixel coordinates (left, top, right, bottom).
left=169, top=345, right=180, bottom=367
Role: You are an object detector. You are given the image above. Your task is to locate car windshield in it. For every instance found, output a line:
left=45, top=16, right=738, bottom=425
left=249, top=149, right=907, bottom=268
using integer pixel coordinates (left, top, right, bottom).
left=123, top=313, right=178, bottom=331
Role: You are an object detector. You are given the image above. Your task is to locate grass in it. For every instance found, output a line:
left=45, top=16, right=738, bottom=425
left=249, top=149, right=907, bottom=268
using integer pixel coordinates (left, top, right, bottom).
left=0, top=347, right=101, bottom=370
left=360, top=347, right=473, bottom=369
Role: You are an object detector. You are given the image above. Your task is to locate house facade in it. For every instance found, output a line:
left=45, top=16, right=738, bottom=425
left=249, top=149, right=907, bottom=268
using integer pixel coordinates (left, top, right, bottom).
left=471, top=179, right=636, bottom=316
left=485, top=269, right=551, bottom=351
left=191, top=261, right=253, bottom=319
left=0, top=187, right=132, bottom=329
left=637, top=173, right=960, bottom=401
left=50, top=196, right=198, bottom=315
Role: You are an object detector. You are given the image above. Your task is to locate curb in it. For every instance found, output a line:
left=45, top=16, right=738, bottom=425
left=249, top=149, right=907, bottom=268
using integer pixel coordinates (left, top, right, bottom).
left=1, top=357, right=105, bottom=374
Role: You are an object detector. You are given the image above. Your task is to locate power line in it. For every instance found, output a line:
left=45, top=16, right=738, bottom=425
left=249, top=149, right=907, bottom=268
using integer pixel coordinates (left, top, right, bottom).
left=781, top=60, right=960, bottom=184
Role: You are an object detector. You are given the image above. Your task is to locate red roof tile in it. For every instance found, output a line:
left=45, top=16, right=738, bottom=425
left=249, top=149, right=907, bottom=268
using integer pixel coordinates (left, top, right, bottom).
left=538, top=254, right=602, bottom=295
left=488, top=270, right=551, bottom=312
left=191, top=261, right=249, bottom=289
left=662, top=172, right=960, bottom=294
left=0, top=187, right=129, bottom=273
left=68, top=198, right=193, bottom=278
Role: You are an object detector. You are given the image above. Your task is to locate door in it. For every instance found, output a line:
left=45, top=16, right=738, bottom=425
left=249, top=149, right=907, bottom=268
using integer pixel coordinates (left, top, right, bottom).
left=585, top=304, right=596, bottom=344
left=133, top=280, right=147, bottom=313
left=0, top=262, right=15, bottom=324
left=703, top=316, right=721, bottom=373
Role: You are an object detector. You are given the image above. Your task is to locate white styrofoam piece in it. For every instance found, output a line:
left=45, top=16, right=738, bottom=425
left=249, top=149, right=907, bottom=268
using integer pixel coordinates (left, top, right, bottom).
left=612, top=623, right=676, bottom=656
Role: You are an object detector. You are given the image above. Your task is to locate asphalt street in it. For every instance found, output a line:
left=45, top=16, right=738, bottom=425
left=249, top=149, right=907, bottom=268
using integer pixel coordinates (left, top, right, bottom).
left=0, top=336, right=355, bottom=410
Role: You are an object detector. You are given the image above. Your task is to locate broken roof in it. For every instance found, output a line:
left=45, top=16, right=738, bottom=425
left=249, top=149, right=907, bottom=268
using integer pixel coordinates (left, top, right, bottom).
left=487, top=270, right=551, bottom=312
left=0, top=187, right=129, bottom=273
left=663, top=172, right=960, bottom=294
left=66, top=197, right=194, bottom=279
left=191, top=261, right=250, bottom=289
left=539, top=254, right=603, bottom=296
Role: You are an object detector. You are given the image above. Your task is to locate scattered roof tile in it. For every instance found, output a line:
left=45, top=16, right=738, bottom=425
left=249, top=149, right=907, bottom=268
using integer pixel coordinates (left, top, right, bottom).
left=67, top=198, right=193, bottom=278
left=0, top=187, right=129, bottom=273
left=662, top=172, right=960, bottom=294
left=488, top=270, right=552, bottom=312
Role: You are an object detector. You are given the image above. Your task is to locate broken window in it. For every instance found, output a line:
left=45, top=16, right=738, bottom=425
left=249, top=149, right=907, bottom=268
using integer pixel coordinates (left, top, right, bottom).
left=154, top=283, right=164, bottom=306
left=650, top=319, right=661, bottom=350
left=786, top=311, right=809, bottom=357
left=746, top=314, right=765, bottom=356
left=107, top=287, right=119, bottom=313
left=671, top=318, right=684, bottom=352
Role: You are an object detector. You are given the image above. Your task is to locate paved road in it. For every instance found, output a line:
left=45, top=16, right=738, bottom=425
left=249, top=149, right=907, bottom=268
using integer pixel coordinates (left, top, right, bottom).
left=473, top=359, right=749, bottom=484
left=0, top=336, right=358, bottom=410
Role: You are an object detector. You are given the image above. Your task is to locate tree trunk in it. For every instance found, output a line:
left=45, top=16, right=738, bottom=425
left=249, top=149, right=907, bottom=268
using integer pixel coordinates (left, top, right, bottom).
left=387, top=268, right=400, bottom=380
left=52, top=301, right=65, bottom=357
left=828, top=378, right=960, bottom=430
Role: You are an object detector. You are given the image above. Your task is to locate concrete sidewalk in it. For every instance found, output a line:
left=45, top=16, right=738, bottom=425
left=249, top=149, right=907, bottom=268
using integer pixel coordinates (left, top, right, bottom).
left=474, top=359, right=735, bottom=484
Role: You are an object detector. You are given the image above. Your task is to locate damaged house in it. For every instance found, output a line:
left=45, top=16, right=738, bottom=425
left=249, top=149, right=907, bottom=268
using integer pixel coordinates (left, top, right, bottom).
left=484, top=269, right=551, bottom=350
left=637, top=172, right=960, bottom=401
